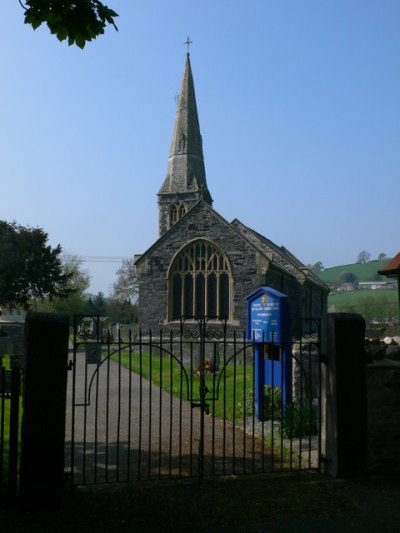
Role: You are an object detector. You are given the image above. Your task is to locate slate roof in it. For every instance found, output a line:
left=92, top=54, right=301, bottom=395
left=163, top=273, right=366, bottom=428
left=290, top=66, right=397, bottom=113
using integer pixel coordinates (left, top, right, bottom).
left=231, top=219, right=329, bottom=291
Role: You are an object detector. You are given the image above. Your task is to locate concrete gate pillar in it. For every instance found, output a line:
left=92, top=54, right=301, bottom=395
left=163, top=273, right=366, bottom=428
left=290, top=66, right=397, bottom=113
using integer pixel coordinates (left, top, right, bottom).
left=322, top=313, right=368, bottom=478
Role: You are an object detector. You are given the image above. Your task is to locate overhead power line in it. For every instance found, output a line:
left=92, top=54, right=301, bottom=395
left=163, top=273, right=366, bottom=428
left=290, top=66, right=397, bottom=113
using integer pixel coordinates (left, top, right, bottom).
left=64, top=255, right=127, bottom=264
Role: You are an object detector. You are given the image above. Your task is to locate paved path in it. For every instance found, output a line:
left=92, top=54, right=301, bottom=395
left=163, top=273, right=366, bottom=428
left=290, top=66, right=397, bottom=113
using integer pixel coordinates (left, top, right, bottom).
left=65, top=351, right=268, bottom=484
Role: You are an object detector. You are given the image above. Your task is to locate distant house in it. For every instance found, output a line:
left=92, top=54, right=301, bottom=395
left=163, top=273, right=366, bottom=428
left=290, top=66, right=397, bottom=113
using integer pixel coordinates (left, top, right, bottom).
left=337, top=283, right=356, bottom=292
left=358, top=281, right=397, bottom=290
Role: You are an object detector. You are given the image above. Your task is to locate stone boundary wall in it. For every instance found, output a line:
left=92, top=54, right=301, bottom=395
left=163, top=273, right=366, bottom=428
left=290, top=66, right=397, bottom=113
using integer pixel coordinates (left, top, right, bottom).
left=367, top=360, right=400, bottom=475
left=292, top=341, right=320, bottom=400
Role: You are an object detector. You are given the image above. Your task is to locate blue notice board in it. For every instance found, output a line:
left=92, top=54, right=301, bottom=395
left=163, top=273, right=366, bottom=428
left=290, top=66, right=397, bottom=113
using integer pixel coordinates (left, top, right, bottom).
left=247, top=287, right=287, bottom=343
left=246, top=287, right=291, bottom=420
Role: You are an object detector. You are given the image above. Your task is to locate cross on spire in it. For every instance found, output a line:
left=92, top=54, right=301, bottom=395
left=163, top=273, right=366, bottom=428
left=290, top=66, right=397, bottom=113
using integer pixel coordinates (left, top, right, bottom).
left=184, top=36, right=193, bottom=53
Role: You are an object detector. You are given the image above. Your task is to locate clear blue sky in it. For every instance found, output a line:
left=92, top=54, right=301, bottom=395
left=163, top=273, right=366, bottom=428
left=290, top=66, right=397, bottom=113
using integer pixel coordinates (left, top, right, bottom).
left=2, top=1, right=399, bottom=295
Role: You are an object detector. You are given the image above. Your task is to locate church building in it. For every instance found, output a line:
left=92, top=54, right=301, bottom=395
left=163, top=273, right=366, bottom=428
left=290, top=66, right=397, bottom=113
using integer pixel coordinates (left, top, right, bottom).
left=135, top=53, right=328, bottom=335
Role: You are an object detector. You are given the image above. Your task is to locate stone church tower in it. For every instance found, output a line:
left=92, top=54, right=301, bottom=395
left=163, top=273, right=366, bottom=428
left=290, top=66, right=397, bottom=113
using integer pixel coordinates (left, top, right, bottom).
left=158, top=53, right=212, bottom=236
left=135, top=53, right=329, bottom=334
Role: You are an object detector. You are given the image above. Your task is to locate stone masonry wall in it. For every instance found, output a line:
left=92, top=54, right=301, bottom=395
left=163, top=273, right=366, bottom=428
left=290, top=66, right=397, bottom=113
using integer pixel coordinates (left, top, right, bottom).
left=367, top=360, right=400, bottom=475
left=292, top=341, right=320, bottom=400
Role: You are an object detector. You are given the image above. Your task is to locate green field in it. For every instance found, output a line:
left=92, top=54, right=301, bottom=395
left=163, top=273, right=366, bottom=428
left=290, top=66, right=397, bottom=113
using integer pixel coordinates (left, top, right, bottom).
left=316, top=259, right=398, bottom=323
left=319, top=259, right=390, bottom=284
left=328, top=288, right=398, bottom=321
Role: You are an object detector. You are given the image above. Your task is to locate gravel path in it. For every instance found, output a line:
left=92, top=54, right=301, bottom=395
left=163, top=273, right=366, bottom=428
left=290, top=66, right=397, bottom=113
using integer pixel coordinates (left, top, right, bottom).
left=65, top=352, right=269, bottom=484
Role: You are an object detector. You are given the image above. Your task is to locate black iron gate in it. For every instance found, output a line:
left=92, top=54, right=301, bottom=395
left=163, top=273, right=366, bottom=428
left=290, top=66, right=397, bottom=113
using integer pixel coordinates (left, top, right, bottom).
left=0, top=366, right=21, bottom=503
left=66, top=316, right=323, bottom=486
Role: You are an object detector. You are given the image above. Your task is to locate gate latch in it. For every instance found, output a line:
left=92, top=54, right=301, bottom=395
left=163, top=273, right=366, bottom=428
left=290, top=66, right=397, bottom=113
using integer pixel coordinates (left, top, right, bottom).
left=191, top=401, right=210, bottom=415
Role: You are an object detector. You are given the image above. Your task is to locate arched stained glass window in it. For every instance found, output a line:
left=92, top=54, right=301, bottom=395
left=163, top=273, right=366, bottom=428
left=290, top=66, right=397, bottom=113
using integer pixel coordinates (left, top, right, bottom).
left=169, top=240, right=232, bottom=320
left=172, top=273, right=182, bottom=320
left=207, top=273, right=217, bottom=317
left=219, top=272, right=230, bottom=319
left=195, top=273, right=205, bottom=316
left=184, top=273, right=193, bottom=317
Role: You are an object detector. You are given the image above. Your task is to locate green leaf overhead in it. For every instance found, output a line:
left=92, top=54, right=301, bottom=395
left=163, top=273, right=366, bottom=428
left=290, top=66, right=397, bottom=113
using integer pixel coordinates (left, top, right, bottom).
left=20, top=0, right=118, bottom=48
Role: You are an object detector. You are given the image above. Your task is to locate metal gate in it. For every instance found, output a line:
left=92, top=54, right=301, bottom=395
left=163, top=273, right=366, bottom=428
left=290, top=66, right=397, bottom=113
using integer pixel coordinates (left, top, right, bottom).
left=0, top=366, right=21, bottom=503
left=66, top=316, right=322, bottom=486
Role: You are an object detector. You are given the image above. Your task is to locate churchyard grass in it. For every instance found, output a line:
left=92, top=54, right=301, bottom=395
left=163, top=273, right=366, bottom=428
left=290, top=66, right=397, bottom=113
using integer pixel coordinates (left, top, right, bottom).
left=111, top=350, right=253, bottom=423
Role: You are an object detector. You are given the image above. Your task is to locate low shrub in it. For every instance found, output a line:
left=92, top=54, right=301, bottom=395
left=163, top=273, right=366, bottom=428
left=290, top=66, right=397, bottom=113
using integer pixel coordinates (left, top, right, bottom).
left=281, top=400, right=318, bottom=438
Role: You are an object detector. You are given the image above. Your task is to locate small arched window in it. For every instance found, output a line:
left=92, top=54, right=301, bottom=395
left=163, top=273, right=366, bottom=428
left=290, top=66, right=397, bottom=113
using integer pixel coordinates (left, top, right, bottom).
left=168, top=202, right=187, bottom=228
left=169, top=240, right=232, bottom=320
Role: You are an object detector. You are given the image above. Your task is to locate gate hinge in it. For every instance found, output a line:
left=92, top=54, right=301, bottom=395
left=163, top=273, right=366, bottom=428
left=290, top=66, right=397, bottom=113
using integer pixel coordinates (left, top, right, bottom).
left=67, top=360, right=74, bottom=371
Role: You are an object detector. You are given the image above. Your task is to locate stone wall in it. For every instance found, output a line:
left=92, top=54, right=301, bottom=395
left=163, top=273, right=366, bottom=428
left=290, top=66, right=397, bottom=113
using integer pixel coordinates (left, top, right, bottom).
left=367, top=360, right=400, bottom=475
left=292, top=340, right=320, bottom=400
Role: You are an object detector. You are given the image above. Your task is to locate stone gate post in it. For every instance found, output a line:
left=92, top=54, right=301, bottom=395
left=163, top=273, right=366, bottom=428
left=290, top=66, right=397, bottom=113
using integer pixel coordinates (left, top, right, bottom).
left=322, top=313, right=368, bottom=478
left=20, top=312, right=69, bottom=501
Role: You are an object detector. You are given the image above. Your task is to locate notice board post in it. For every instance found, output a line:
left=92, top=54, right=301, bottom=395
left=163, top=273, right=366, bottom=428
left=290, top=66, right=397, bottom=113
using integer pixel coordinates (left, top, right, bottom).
left=247, top=288, right=291, bottom=420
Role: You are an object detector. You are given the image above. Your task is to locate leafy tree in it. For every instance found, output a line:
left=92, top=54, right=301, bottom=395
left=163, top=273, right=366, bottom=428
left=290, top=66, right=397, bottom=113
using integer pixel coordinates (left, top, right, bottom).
left=106, top=297, right=138, bottom=325
left=378, top=252, right=387, bottom=261
left=32, top=254, right=92, bottom=316
left=306, top=261, right=324, bottom=274
left=338, top=271, right=358, bottom=284
left=61, top=254, right=91, bottom=294
left=114, top=258, right=139, bottom=303
left=356, top=250, right=371, bottom=264
left=19, top=0, right=118, bottom=49
left=88, top=291, right=108, bottom=315
left=0, top=220, right=72, bottom=310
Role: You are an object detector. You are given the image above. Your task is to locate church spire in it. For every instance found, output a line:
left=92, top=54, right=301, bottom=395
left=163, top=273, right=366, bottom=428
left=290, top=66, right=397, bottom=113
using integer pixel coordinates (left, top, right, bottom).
left=158, top=52, right=212, bottom=236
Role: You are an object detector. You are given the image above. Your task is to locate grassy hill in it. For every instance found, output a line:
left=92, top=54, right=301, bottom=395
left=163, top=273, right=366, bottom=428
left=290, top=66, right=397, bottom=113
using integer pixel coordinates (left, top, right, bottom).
left=318, top=259, right=391, bottom=285
left=316, top=259, right=398, bottom=326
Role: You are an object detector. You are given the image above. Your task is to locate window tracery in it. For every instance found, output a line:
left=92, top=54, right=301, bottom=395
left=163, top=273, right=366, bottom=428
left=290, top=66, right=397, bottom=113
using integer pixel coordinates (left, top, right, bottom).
left=169, top=240, right=232, bottom=320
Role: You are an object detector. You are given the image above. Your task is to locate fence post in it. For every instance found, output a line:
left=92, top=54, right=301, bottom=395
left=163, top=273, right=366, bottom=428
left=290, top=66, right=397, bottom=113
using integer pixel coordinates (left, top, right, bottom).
left=323, top=313, right=368, bottom=478
left=20, top=312, right=69, bottom=501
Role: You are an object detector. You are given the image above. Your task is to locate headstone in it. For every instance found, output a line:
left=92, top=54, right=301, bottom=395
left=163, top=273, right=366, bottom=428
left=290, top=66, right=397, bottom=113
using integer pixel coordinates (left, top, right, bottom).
left=85, top=343, right=102, bottom=365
